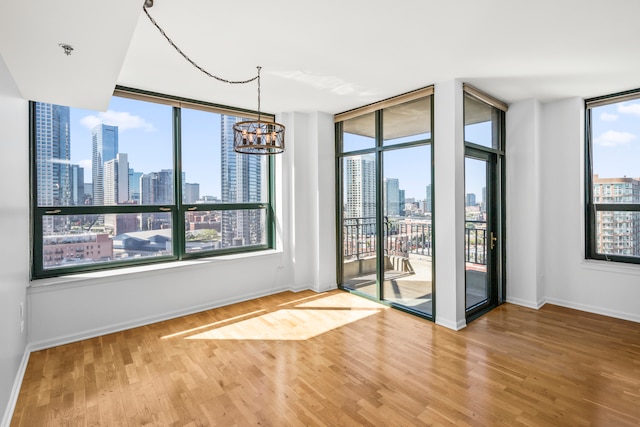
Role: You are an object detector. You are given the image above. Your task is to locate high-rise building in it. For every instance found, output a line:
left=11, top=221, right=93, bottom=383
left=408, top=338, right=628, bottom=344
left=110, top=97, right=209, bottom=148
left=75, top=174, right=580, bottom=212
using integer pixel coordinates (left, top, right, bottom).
left=220, top=115, right=264, bottom=247
left=35, top=103, right=71, bottom=207
left=184, top=183, right=200, bottom=204
left=466, top=193, right=477, bottom=207
left=383, top=178, right=401, bottom=217
left=345, top=154, right=376, bottom=220
left=593, top=175, right=640, bottom=256
left=399, top=189, right=405, bottom=217
left=140, top=169, right=173, bottom=230
left=92, top=124, right=118, bottom=205
left=129, top=169, right=143, bottom=204
left=425, top=184, right=432, bottom=213
left=104, top=153, right=129, bottom=205
left=140, top=169, right=173, bottom=205
left=70, top=164, right=84, bottom=206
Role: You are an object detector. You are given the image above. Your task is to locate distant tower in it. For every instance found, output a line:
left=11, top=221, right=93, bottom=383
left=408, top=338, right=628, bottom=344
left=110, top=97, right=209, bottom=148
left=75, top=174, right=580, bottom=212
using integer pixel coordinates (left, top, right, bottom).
left=35, top=103, right=71, bottom=207
left=383, top=178, right=400, bottom=216
left=103, top=153, right=129, bottom=205
left=425, top=184, right=432, bottom=213
left=345, top=154, right=376, bottom=221
left=92, top=124, right=118, bottom=205
left=220, top=115, right=264, bottom=247
left=70, top=164, right=84, bottom=206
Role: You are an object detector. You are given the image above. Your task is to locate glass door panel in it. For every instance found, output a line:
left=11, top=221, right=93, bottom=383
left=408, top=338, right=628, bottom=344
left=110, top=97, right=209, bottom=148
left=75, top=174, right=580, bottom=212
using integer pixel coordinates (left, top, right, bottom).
left=464, top=156, right=489, bottom=310
left=341, top=154, right=378, bottom=298
left=382, top=146, right=433, bottom=316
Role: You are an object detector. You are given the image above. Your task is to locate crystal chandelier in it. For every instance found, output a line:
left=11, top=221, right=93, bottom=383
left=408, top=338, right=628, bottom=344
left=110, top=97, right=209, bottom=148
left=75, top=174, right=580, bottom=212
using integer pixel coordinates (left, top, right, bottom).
left=143, top=2, right=285, bottom=154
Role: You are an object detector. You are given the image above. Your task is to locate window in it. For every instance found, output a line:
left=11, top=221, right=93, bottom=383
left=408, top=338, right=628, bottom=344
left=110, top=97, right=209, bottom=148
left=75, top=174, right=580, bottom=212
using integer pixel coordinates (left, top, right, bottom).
left=585, top=89, right=640, bottom=264
left=336, top=87, right=434, bottom=318
left=31, top=88, right=275, bottom=278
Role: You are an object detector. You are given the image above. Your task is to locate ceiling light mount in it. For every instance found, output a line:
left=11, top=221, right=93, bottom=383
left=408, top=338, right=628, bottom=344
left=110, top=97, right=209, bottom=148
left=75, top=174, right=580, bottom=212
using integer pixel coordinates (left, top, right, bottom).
left=59, top=44, right=74, bottom=56
left=142, top=3, right=285, bottom=154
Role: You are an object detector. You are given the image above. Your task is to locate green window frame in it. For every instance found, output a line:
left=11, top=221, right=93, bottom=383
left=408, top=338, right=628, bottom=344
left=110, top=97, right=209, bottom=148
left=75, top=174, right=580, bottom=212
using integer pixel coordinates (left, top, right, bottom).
left=585, top=88, right=640, bottom=265
left=30, top=87, right=276, bottom=279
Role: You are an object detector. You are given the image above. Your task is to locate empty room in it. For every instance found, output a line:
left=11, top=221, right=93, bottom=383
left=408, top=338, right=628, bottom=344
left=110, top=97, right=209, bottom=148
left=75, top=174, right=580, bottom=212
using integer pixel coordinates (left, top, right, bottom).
left=1, top=1, right=639, bottom=425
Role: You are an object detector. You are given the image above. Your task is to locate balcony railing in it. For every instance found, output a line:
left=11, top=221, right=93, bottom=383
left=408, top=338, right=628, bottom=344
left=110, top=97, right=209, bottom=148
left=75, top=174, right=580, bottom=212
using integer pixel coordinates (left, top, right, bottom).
left=343, top=217, right=487, bottom=265
left=465, top=220, right=487, bottom=265
left=343, top=217, right=432, bottom=260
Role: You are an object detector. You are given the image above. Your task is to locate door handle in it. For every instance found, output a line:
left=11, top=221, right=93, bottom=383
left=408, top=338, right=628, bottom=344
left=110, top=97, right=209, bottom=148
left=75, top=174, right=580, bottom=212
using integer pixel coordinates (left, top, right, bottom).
left=490, top=231, right=497, bottom=250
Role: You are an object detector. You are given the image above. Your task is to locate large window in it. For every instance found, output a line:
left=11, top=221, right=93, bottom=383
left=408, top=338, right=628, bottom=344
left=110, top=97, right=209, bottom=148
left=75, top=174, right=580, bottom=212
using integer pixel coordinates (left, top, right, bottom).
left=586, top=89, right=640, bottom=264
left=31, top=88, right=274, bottom=278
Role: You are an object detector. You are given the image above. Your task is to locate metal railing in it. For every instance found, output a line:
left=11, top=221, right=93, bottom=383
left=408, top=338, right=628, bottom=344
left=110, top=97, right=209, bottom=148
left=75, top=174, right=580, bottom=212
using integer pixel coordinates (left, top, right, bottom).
left=465, top=220, right=487, bottom=265
left=342, top=217, right=487, bottom=265
left=343, top=217, right=432, bottom=260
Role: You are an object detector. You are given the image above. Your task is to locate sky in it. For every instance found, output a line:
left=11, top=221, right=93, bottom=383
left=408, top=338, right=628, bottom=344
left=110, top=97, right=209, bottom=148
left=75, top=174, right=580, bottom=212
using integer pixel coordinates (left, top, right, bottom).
left=591, top=100, right=640, bottom=179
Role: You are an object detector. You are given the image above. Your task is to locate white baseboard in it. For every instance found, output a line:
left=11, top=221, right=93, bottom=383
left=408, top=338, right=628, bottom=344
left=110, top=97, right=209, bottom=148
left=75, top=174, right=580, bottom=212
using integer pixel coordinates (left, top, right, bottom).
left=544, top=297, right=640, bottom=323
left=506, top=296, right=546, bottom=310
left=29, top=285, right=293, bottom=351
left=436, top=318, right=467, bottom=331
left=1, top=347, right=30, bottom=427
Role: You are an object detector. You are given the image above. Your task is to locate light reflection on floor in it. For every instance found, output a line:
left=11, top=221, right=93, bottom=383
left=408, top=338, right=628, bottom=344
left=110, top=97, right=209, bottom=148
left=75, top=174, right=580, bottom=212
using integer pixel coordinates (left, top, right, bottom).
left=185, top=292, right=387, bottom=341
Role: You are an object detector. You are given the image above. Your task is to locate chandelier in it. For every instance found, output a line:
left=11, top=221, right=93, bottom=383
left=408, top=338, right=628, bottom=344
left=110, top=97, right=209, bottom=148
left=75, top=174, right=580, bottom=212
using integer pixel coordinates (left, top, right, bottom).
left=143, top=2, right=285, bottom=155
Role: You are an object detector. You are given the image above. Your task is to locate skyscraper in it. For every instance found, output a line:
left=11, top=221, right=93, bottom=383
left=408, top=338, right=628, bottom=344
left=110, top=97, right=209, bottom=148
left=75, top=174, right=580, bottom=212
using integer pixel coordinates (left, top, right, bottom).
left=466, top=193, right=477, bottom=207
left=345, top=154, right=376, bottom=220
left=593, top=175, right=640, bottom=256
left=184, top=183, right=200, bottom=204
left=103, top=153, right=129, bottom=205
left=35, top=103, right=71, bottom=207
left=425, top=184, right=432, bottom=213
left=220, top=115, right=264, bottom=247
left=129, top=169, right=143, bottom=204
left=70, top=164, right=84, bottom=206
left=140, top=169, right=173, bottom=205
left=92, top=124, right=118, bottom=205
left=383, top=178, right=401, bottom=217
left=140, top=169, right=173, bottom=230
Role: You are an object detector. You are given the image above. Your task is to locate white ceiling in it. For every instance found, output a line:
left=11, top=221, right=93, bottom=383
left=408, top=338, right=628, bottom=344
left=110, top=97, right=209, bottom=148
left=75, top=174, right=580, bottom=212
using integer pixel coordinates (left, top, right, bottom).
left=2, top=0, right=640, bottom=114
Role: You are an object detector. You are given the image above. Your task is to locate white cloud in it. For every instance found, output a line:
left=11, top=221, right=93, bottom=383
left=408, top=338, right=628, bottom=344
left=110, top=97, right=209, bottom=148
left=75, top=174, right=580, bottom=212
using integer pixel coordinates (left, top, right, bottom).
left=594, top=130, right=636, bottom=147
left=80, top=110, right=155, bottom=132
left=617, top=103, right=640, bottom=116
left=79, top=159, right=92, bottom=170
left=599, top=112, right=618, bottom=122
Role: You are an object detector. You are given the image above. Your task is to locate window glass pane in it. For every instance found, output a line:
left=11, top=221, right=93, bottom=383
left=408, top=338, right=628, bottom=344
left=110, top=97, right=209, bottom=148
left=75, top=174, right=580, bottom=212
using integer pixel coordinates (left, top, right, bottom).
left=464, top=93, right=499, bottom=149
left=35, top=98, right=174, bottom=207
left=185, top=208, right=266, bottom=253
left=383, top=96, right=431, bottom=146
left=382, top=145, right=433, bottom=316
left=595, top=211, right=640, bottom=258
left=42, top=212, right=173, bottom=270
left=342, top=154, right=378, bottom=298
left=342, top=112, right=375, bottom=152
left=182, top=110, right=268, bottom=204
left=590, top=100, right=640, bottom=205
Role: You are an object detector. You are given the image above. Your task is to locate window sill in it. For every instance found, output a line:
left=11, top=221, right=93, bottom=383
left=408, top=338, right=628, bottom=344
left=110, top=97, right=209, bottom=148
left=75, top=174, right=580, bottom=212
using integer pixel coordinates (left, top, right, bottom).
left=29, top=249, right=282, bottom=293
left=581, top=258, right=640, bottom=276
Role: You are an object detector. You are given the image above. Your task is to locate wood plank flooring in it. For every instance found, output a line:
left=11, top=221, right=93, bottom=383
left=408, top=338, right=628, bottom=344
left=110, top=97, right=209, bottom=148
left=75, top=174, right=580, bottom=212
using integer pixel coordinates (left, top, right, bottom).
left=11, top=290, right=640, bottom=426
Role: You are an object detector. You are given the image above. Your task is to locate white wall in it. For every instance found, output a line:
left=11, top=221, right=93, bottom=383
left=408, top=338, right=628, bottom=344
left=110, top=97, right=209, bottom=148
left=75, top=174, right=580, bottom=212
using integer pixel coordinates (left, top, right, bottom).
left=434, top=80, right=467, bottom=330
left=507, top=96, right=640, bottom=321
left=539, top=98, right=640, bottom=322
left=0, top=55, right=29, bottom=426
left=505, top=99, right=546, bottom=308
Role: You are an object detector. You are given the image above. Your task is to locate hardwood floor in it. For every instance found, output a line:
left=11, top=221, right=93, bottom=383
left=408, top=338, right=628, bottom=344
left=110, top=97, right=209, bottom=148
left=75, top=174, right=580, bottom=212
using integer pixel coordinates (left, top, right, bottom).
left=12, top=290, right=640, bottom=426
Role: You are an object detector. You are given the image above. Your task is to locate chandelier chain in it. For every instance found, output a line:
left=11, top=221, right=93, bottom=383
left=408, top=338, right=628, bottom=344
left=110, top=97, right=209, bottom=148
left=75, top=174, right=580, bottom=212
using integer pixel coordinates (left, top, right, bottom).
left=142, top=6, right=258, bottom=85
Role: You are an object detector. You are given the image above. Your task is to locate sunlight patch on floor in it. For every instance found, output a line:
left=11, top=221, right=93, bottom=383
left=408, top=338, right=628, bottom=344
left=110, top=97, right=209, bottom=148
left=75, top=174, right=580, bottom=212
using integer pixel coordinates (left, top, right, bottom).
left=185, top=293, right=387, bottom=341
